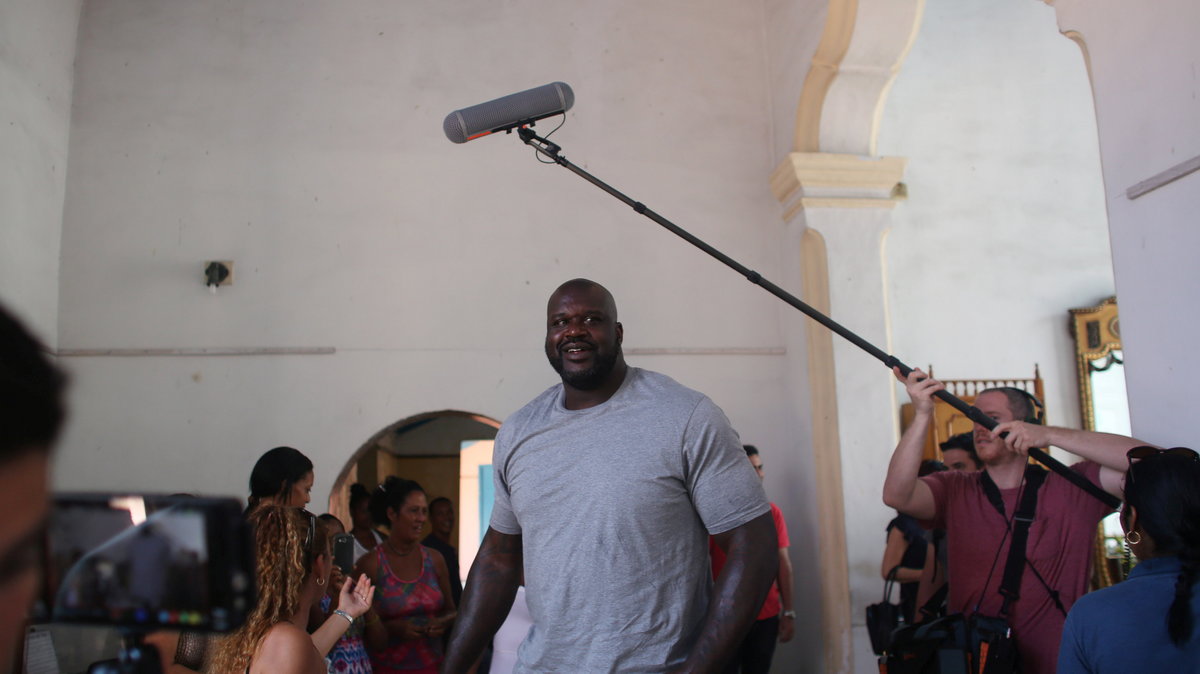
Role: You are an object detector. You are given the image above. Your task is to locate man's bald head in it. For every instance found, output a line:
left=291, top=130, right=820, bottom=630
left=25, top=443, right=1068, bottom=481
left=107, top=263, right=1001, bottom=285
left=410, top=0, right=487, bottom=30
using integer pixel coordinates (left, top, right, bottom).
left=547, top=278, right=618, bottom=321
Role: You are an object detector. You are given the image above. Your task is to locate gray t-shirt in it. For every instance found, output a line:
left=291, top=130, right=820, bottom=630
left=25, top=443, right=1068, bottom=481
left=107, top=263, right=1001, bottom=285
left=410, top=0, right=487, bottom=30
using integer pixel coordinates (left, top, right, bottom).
left=489, top=367, right=770, bottom=673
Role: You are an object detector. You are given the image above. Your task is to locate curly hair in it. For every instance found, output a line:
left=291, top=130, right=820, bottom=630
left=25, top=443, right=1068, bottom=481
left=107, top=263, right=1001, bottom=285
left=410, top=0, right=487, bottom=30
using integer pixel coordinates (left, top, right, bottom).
left=208, top=505, right=328, bottom=673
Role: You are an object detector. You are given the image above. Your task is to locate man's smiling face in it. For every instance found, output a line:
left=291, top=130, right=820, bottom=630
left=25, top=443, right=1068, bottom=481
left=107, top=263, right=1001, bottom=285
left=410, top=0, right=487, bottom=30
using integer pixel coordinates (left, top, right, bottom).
left=544, top=281, right=623, bottom=391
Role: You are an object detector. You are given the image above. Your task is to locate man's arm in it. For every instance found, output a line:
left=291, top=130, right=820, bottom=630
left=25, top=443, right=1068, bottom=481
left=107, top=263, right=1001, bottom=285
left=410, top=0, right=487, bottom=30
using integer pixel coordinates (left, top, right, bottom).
left=914, top=541, right=942, bottom=621
left=991, top=421, right=1154, bottom=497
left=882, top=368, right=938, bottom=520
left=442, top=527, right=522, bottom=674
left=678, top=511, right=777, bottom=673
left=776, top=546, right=795, bottom=643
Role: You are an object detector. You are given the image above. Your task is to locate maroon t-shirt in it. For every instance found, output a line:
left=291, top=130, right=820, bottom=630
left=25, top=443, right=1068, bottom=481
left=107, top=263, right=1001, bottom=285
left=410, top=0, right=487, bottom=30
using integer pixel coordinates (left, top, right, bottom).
left=922, top=462, right=1112, bottom=674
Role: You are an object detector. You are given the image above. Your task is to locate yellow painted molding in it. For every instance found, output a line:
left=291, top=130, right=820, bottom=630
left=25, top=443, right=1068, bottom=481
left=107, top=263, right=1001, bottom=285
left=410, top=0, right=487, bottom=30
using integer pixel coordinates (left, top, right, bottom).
left=795, top=0, right=859, bottom=152
left=800, top=228, right=853, bottom=673
left=771, top=153, right=907, bottom=219
left=1061, top=30, right=1095, bottom=90
left=801, top=197, right=900, bottom=210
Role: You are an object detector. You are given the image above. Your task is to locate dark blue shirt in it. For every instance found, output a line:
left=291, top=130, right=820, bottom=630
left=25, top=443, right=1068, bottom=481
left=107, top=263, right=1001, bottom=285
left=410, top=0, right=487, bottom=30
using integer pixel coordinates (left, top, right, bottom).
left=1058, top=555, right=1200, bottom=673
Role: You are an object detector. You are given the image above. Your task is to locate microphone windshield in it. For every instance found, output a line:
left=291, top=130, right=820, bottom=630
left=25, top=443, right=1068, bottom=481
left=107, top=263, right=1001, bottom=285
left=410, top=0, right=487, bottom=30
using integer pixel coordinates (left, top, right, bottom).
left=443, top=82, right=574, bottom=144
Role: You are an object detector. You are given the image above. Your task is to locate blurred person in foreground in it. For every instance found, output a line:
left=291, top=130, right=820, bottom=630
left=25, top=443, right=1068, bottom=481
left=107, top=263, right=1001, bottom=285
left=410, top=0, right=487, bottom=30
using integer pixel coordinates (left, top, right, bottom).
left=0, top=303, right=66, bottom=671
left=1057, top=446, right=1200, bottom=673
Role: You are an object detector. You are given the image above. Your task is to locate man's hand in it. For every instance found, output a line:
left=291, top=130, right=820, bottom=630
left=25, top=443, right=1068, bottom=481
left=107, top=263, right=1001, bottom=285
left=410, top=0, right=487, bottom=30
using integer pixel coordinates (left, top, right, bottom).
left=894, top=367, right=944, bottom=415
left=679, top=512, right=778, bottom=673
left=442, top=528, right=522, bottom=673
left=992, top=420, right=1050, bottom=456
left=778, top=614, right=795, bottom=643
left=883, top=369, right=939, bottom=519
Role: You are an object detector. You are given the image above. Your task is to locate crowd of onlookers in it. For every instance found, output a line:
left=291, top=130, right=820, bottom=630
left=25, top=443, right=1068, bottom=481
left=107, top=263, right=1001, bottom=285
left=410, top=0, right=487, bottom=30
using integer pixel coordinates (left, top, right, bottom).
left=3, top=285, right=1198, bottom=674
left=192, top=447, right=459, bottom=674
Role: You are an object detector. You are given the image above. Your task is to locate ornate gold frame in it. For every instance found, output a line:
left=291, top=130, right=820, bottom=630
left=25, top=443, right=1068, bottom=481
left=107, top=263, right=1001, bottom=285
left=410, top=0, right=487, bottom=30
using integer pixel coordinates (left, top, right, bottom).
left=1070, top=296, right=1123, bottom=589
left=1068, top=296, right=1121, bottom=432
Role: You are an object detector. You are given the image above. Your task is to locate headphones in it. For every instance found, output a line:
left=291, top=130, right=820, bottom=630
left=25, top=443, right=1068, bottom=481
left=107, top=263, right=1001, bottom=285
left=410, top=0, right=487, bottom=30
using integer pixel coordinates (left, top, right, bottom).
left=994, top=386, right=1045, bottom=425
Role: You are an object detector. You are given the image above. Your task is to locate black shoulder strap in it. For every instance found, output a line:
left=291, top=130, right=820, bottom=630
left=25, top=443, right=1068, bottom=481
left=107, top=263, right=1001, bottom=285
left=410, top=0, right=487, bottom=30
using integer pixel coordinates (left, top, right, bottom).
left=986, top=466, right=1047, bottom=615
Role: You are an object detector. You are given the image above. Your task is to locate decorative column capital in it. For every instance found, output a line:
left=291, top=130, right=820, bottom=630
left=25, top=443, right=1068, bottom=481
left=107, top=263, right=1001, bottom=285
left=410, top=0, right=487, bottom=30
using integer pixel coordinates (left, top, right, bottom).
left=771, top=152, right=908, bottom=220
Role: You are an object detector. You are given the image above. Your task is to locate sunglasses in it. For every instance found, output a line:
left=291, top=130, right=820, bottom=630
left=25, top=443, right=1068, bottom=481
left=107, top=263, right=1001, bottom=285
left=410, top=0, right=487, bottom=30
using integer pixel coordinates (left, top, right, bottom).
left=1126, top=446, right=1199, bottom=487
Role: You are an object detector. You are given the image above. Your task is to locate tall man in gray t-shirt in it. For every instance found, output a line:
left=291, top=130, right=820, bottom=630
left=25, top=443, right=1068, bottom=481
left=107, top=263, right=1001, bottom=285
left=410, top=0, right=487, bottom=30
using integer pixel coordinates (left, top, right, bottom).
left=443, top=279, right=779, bottom=673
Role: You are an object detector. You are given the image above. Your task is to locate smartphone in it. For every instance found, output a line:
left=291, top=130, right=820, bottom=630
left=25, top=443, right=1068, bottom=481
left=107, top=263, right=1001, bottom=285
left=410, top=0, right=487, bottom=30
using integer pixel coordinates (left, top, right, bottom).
left=35, top=493, right=255, bottom=633
left=332, top=533, right=355, bottom=575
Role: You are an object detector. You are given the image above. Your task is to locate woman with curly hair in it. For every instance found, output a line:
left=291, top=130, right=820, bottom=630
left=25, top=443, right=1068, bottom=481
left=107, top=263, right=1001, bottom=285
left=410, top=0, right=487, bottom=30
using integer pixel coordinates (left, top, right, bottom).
left=1058, top=446, right=1200, bottom=672
left=209, top=505, right=375, bottom=673
left=355, top=477, right=456, bottom=674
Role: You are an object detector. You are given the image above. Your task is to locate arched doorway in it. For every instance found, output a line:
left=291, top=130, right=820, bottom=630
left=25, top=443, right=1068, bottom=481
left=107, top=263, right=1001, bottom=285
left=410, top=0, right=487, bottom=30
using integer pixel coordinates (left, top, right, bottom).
left=327, top=410, right=501, bottom=581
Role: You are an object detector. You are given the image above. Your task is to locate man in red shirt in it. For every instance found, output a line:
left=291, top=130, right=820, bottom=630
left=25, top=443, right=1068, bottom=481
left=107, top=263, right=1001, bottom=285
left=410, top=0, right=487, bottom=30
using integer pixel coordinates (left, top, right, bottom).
left=710, top=445, right=794, bottom=673
left=884, top=368, right=1144, bottom=673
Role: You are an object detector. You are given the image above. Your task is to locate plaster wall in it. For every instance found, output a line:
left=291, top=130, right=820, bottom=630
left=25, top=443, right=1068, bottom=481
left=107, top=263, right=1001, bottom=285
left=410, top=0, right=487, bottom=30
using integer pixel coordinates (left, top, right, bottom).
left=0, top=0, right=83, bottom=344
left=53, top=1, right=820, bottom=669
left=878, top=0, right=1113, bottom=432
left=1051, top=0, right=1200, bottom=448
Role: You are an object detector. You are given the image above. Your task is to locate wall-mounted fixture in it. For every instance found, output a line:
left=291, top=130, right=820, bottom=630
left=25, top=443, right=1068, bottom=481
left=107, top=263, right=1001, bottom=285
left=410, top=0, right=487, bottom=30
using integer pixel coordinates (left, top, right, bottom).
left=204, top=261, right=234, bottom=293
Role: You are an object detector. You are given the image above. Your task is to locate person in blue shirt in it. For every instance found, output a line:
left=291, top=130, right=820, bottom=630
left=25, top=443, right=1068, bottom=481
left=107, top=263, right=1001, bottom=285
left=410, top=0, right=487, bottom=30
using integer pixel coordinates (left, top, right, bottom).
left=1057, top=446, right=1200, bottom=673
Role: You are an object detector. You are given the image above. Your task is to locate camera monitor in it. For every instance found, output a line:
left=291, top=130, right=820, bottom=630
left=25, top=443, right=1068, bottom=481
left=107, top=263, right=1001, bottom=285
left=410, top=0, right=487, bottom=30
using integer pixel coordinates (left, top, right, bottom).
left=35, top=494, right=255, bottom=633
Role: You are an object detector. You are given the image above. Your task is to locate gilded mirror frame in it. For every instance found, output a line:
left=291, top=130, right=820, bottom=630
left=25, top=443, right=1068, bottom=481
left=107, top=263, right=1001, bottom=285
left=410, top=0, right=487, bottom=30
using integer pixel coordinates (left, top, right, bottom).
left=1070, top=296, right=1124, bottom=588
left=1069, top=297, right=1121, bottom=432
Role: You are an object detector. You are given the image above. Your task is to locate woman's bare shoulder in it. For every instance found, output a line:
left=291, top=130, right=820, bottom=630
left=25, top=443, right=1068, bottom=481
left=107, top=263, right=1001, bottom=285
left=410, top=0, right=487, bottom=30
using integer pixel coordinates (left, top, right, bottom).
left=250, top=623, right=321, bottom=674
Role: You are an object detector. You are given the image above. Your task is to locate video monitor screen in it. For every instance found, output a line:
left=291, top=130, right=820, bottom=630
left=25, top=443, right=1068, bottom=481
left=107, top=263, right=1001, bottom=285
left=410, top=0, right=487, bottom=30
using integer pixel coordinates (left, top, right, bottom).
left=36, top=494, right=254, bottom=633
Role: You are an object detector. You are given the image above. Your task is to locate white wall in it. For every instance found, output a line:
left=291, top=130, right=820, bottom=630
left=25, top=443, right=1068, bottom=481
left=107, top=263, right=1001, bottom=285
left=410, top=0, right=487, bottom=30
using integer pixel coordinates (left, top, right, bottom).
left=0, top=0, right=83, bottom=344
left=52, top=1, right=820, bottom=669
left=878, top=0, right=1113, bottom=430
left=1051, top=0, right=1200, bottom=449
left=56, top=0, right=794, bottom=484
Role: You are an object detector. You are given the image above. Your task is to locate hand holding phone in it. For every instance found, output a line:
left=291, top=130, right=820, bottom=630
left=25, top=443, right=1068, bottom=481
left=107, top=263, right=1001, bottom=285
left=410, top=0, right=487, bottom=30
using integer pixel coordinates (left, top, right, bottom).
left=332, top=533, right=355, bottom=575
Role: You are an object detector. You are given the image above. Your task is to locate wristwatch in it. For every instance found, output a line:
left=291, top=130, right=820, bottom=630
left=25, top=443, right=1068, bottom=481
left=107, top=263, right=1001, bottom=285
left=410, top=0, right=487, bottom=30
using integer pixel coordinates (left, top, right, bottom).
left=781, top=610, right=796, bottom=619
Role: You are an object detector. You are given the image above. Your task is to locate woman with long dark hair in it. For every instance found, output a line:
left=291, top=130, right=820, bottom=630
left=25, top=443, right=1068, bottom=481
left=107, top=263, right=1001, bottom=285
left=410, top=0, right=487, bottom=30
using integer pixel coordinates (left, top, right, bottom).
left=1057, top=446, right=1200, bottom=672
left=247, top=446, right=314, bottom=512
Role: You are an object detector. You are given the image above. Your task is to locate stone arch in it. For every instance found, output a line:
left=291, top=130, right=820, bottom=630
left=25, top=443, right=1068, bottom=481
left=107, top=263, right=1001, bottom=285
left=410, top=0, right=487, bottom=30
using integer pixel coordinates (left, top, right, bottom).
left=326, top=409, right=501, bottom=528
left=794, top=0, right=926, bottom=155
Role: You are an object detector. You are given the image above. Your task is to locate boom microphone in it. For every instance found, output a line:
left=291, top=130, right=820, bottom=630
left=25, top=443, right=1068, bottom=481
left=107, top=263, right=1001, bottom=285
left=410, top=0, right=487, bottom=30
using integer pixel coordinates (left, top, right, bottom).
left=443, top=82, right=574, bottom=144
